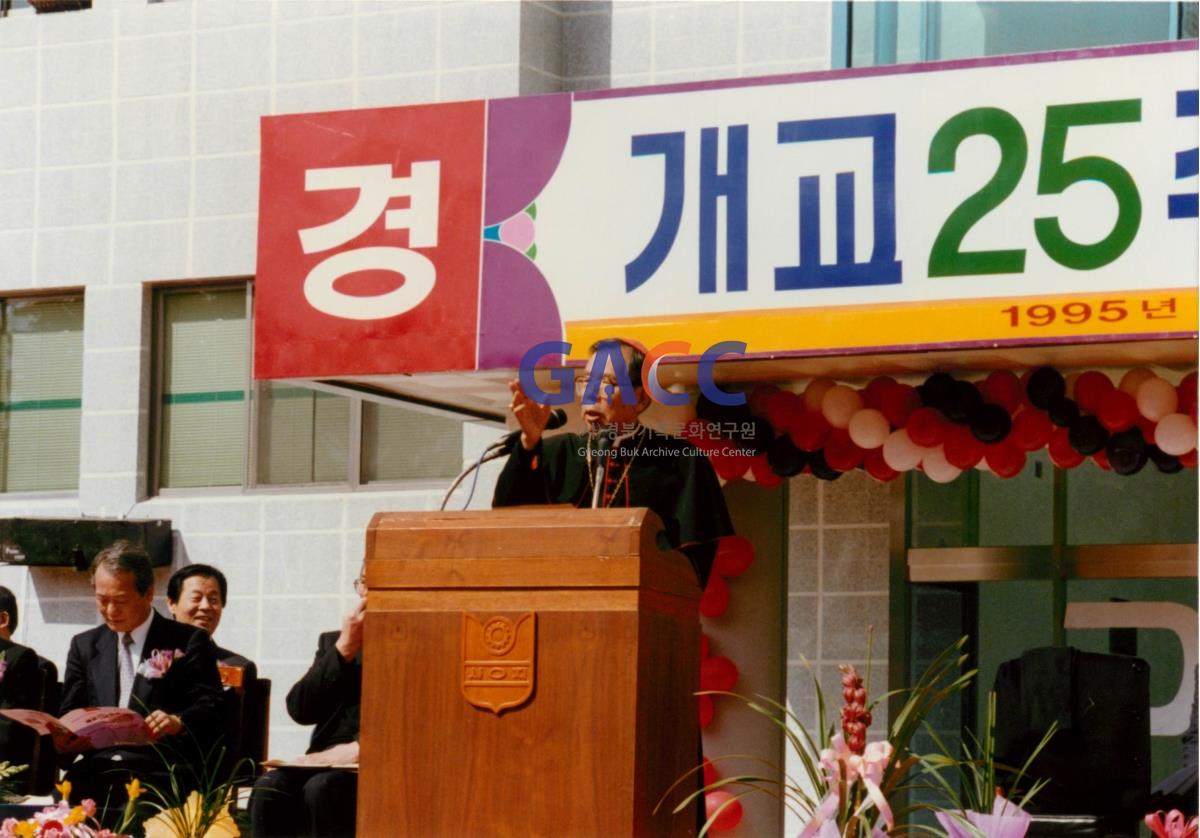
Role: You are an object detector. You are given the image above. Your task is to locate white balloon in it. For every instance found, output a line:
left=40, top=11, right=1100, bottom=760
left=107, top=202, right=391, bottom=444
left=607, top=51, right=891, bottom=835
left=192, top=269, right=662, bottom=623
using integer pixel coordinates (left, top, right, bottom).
left=821, top=385, right=863, bottom=429
left=882, top=429, right=924, bottom=472
left=922, top=446, right=962, bottom=484
left=848, top=408, right=889, bottom=449
left=1155, top=413, right=1197, bottom=456
left=1136, top=377, right=1179, bottom=422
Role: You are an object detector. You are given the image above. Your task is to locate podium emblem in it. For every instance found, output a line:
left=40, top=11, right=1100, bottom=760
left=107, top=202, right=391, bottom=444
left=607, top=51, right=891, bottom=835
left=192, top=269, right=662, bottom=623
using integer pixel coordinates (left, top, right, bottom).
left=461, top=612, right=536, bottom=713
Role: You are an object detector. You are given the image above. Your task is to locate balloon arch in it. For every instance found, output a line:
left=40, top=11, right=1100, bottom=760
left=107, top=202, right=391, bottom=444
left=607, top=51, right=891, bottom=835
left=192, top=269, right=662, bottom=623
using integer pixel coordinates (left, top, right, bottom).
left=689, top=365, right=1197, bottom=832
left=684, top=366, right=1198, bottom=486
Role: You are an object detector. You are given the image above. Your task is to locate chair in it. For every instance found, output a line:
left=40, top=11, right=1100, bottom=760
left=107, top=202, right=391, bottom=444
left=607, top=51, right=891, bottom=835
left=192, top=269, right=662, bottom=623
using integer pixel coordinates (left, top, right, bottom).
left=993, top=647, right=1150, bottom=836
left=13, top=657, right=59, bottom=797
left=240, top=678, right=271, bottom=772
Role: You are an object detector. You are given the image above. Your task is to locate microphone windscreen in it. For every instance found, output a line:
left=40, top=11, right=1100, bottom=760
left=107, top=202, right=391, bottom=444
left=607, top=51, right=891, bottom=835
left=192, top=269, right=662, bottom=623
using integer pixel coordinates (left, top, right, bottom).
left=545, top=408, right=568, bottom=431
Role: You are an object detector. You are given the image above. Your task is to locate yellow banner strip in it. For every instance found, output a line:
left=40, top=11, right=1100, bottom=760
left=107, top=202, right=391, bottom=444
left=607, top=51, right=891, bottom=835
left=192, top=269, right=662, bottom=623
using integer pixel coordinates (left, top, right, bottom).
left=564, top=288, right=1198, bottom=360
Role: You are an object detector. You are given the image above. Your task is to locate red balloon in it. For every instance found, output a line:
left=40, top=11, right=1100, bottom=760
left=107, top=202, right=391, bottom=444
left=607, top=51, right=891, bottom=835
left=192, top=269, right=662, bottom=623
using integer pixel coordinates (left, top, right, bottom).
left=705, top=791, right=744, bottom=832
left=700, top=656, right=739, bottom=692
left=789, top=410, right=830, bottom=452
left=864, top=447, right=900, bottom=482
left=863, top=376, right=897, bottom=410
left=1073, top=371, right=1113, bottom=413
left=880, top=383, right=921, bottom=428
left=1097, top=389, right=1138, bottom=432
left=699, top=574, right=730, bottom=618
left=702, top=757, right=718, bottom=787
left=1181, top=448, right=1198, bottom=468
left=710, top=449, right=751, bottom=482
left=981, top=370, right=1022, bottom=413
left=1092, top=448, right=1112, bottom=470
left=713, top=536, right=754, bottom=577
left=747, top=383, right=780, bottom=417
left=1179, top=372, right=1199, bottom=419
left=985, top=442, right=1026, bottom=478
left=1009, top=408, right=1053, bottom=451
left=700, top=633, right=711, bottom=660
left=749, top=453, right=784, bottom=488
left=1136, top=415, right=1157, bottom=447
left=765, top=390, right=804, bottom=433
left=1018, top=369, right=1036, bottom=409
left=1048, top=426, right=1085, bottom=469
left=944, top=423, right=985, bottom=469
left=824, top=428, right=865, bottom=471
left=906, top=407, right=947, bottom=447
left=698, top=694, right=715, bottom=728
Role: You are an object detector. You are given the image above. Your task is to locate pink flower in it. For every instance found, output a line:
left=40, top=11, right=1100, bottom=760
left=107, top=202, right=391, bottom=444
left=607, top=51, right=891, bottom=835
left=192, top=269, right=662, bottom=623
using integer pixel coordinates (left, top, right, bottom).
left=138, top=648, right=185, bottom=680
left=1145, top=810, right=1200, bottom=838
left=0, top=657, right=7, bottom=683
left=0, top=817, right=20, bottom=838
left=937, top=795, right=1032, bottom=838
left=80, top=799, right=97, bottom=818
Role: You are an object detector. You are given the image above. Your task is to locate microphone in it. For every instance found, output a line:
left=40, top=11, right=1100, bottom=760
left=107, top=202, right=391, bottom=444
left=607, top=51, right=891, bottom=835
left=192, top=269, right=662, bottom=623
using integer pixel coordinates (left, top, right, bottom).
left=440, top=407, right=570, bottom=511
left=489, top=408, right=568, bottom=453
left=590, top=427, right=615, bottom=509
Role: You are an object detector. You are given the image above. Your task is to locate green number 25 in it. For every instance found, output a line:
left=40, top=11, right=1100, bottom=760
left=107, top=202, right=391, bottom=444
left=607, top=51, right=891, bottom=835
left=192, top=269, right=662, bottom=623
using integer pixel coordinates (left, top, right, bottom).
left=928, top=99, right=1142, bottom=276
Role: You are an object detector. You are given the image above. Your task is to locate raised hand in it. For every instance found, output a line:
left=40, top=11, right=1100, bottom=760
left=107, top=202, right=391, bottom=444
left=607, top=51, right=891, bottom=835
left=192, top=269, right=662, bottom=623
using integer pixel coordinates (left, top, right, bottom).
left=508, top=379, right=553, bottom=450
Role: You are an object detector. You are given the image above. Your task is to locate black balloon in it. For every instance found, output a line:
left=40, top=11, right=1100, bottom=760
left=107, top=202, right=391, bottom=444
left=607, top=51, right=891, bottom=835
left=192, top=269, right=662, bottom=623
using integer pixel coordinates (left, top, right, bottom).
left=1047, top=396, right=1080, bottom=428
left=969, top=403, right=1012, bottom=443
left=945, top=381, right=984, bottom=424
left=737, top=417, right=774, bottom=456
left=808, top=449, right=842, bottom=481
left=1107, top=427, right=1147, bottom=475
left=1147, top=445, right=1183, bottom=474
left=918, top=372, right=957, bottom=411
left=767, top=435, right=807, bottom=477
left=1067, top=415, right=1109, bottom=455
left=695, top=393, right=748, bottom=426
left=1027, top=367, right=1065, bottom=410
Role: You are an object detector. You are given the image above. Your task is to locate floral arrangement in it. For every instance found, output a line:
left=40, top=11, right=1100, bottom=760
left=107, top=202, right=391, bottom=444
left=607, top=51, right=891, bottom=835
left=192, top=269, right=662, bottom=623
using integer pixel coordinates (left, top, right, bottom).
left=671, top=636, right=974, bottom=836
left=137, top=650, right=185, bottom=681
left=1145, top=810, right=1199, bottom=838
left=0, top=782, right=134, bottom=838
left=921, top=693, right=1056, bottom=838
left=0, top=762, right=28, bottom=806
left=136, top=741, right=247, bottom=838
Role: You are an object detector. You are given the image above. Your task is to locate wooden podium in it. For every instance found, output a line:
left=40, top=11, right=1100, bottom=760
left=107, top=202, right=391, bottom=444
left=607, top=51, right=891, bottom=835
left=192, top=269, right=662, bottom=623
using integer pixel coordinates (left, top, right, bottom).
left=357, top=508, right=703, bottom=837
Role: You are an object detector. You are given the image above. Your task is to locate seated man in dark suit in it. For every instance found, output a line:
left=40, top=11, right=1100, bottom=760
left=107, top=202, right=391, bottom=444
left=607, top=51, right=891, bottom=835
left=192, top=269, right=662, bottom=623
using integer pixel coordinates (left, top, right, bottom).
left=0, top=585, right=40, bottom=777
left=166, top=564, right=257, bottom=682
left=55, top=540, right=225, bottom=813
left=250, top=570, right=364, bottom=838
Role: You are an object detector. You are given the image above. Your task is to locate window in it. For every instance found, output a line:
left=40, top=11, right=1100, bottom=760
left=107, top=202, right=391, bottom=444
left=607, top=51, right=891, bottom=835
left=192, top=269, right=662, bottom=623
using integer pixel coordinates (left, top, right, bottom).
left=152, top=283, right=466, bottom=491
left=0, top=295, right=84, bottom=492
left=850, top=1, right=1183, bottom=68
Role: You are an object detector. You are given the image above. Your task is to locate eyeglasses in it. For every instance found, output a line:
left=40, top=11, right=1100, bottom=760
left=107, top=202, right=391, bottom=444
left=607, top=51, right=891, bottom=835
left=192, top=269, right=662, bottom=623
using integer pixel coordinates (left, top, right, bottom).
left=353, top=576, right=367, bottom=596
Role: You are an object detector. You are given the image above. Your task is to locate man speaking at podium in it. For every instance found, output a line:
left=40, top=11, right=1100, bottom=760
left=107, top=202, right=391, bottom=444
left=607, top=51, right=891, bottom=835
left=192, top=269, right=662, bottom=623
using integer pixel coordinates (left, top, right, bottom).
left=493, top=337, right=732, bottom=587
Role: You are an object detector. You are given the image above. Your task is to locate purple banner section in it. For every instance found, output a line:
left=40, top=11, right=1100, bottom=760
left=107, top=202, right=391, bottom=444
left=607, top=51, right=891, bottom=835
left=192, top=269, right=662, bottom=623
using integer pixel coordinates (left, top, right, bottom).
left=484, top=94, right=572, bottom=227
left=477, top=241, right=563, bottom=369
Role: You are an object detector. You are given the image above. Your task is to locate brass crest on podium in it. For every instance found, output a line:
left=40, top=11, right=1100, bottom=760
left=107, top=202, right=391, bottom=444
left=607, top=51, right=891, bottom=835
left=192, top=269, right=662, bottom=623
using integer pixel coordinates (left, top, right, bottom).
left=461, top=612, right=536, bottom=713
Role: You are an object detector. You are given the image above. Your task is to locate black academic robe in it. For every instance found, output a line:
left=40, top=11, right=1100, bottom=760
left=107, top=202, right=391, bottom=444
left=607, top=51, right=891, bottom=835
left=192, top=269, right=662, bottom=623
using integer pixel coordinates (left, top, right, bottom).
left=492, top=426, right=734, bottom=586
left=0, top=637, right=40, bottom=770
left=287, top=631, right=361, bottom=754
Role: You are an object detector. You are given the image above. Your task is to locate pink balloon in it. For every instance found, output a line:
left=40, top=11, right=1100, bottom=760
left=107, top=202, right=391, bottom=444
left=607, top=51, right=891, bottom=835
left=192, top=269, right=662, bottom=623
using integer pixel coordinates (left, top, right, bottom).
left=882, top=429, right=924, bottom=472
left=847, top=408, right=889, bottom=449
left=821, top=385, right=863, bottom=429
left=803, top=378, right=836, bottom=412
left=1155, top=413, right=1197, bottom=456
left=922, top=446, right=963, bottom=484
left=1136, top=377, right=1179, bottom=422
left=1119, top=367, right=1156, bottom=396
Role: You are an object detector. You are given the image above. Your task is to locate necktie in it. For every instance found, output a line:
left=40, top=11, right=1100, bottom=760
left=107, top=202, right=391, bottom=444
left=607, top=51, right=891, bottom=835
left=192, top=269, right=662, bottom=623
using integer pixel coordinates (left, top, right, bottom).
left=118, top=632, right=135, bottom=708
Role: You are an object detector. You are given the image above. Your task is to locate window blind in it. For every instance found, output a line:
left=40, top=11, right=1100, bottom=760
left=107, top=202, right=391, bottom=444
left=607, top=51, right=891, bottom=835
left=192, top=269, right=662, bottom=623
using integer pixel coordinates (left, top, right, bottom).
left=361, top=401, right=464, bottom=482
left=256, top=384, right=350, bottom=485
left=158, top=288, right=247, bottom=488
left=0, top=297, right=83, bottom=491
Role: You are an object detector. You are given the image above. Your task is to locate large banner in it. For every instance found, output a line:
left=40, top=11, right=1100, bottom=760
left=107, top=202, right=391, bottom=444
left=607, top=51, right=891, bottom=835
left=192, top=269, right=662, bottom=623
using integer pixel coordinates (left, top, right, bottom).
left=255, top=41, right=1198, bottom=379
